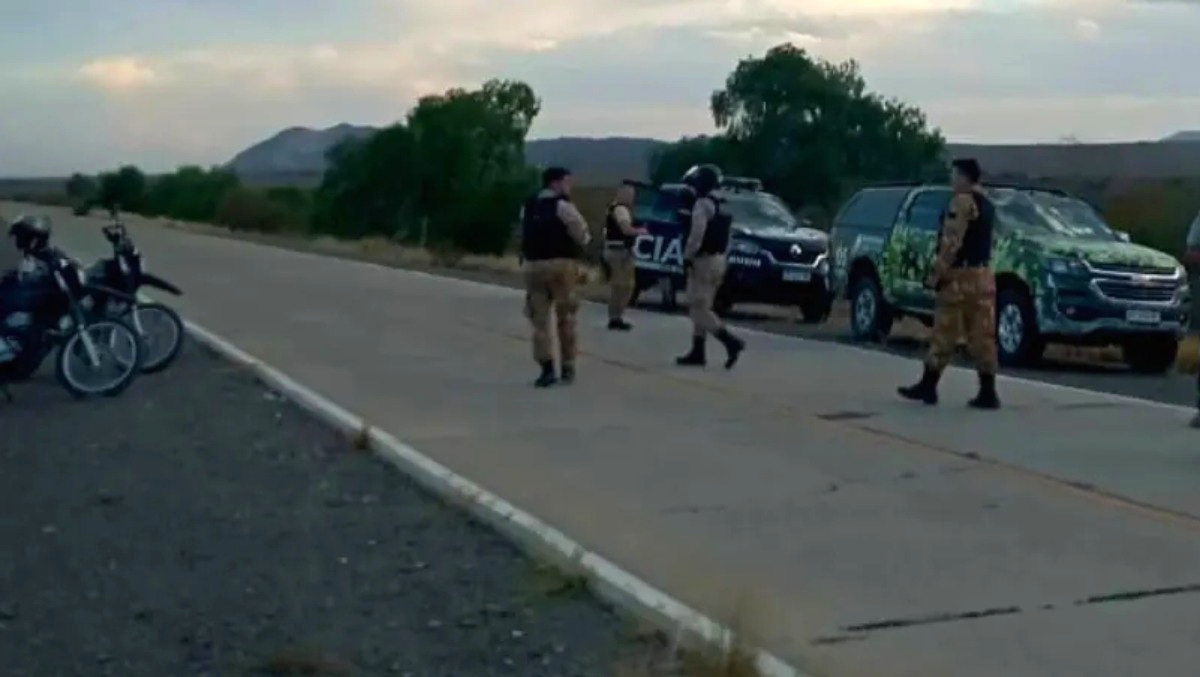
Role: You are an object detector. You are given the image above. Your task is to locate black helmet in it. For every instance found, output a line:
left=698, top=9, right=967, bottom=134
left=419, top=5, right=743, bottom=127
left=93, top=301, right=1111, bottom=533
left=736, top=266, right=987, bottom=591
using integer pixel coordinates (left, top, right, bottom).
left=681, top=164, right=722, bottom=197
left=9, top=215, right=50, bottom=253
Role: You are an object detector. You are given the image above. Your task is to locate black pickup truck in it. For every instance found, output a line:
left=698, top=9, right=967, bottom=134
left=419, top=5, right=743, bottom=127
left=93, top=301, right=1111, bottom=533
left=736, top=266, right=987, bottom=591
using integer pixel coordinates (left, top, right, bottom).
left=628, top=177, right=833, bottom=321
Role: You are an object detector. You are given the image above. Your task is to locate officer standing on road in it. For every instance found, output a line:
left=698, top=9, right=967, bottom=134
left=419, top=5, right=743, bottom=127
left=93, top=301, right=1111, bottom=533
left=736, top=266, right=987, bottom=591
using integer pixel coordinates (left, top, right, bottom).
left=674, top=164, right=745, bottom=369
left=898, top=158, right=1001, bottom=409
left=603, top=183, right=647, bottom=331
left=521, top=166, right=591, bottom=388
left=1183, top=209, right=1200, bottom=427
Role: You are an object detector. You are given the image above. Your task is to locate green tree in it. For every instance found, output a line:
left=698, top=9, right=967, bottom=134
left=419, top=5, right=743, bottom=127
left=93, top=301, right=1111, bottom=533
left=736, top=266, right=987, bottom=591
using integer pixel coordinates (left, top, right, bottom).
left=144, top=166, right=240, bottom=221
left=96, top=165, right=148, bottom=212
left=406, top=79, right=541, bottom=254
left=314, top=78, right=541, bottom=254
left=652, top=44, right=945, bottom=212
left=311, top=124, right=421, bottom=240
left=64, top=173, right=97, bottom=200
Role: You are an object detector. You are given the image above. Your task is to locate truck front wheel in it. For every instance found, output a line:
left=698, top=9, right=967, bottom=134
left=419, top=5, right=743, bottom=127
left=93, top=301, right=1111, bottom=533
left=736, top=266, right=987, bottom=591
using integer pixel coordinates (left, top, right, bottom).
left=995, top=287, right=1044, bottom=367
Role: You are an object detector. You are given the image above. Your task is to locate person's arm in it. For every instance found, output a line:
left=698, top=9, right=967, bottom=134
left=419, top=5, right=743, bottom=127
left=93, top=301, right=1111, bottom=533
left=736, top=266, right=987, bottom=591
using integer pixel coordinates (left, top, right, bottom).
left=1184, top=213, right=1200, bottom=265
left=683, top=197, right=714, bottom=261
left=612, top=204, right=644, bottom=236
left=556, top=200, right=591, bottom=247
left=927, top=193, right=977, bottom=287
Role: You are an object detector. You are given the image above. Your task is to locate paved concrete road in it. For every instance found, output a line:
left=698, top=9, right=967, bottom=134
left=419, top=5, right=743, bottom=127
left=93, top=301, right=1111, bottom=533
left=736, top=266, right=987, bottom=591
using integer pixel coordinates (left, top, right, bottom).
left=0, top=349, right=678, bottom=676
left=28, top=204, right=1200, bottom=676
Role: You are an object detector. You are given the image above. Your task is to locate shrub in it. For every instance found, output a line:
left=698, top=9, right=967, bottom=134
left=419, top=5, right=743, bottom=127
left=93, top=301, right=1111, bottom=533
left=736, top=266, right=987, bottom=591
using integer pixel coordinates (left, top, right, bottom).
left=214, top=187, right=306, bottom=234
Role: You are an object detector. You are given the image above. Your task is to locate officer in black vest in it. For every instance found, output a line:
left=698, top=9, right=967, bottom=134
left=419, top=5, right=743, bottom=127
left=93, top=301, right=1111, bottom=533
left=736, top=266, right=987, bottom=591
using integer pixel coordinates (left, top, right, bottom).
left=675, top=164, right=745, bottom=369
left=603, top=183, right=647, bottom=330
left=899, top=158, right=1000, bottom=408
left=521, top=166, right=591, bottom=388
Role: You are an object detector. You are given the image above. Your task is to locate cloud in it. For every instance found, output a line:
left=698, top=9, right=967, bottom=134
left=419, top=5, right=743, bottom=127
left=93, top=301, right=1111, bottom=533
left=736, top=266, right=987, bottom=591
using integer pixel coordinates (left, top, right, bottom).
left=6, top=0, right=1200, bottom=175
left=1073, top=18, right=1102, bottom=41
left=77, top=57, right=159, bottom=91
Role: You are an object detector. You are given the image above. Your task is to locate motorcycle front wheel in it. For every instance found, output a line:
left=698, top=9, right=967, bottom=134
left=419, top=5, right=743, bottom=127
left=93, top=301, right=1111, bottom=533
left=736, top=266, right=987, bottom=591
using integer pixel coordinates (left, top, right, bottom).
left=124, top=301, right=184, bottom=374
left=54, top=318, right=143, bottom=399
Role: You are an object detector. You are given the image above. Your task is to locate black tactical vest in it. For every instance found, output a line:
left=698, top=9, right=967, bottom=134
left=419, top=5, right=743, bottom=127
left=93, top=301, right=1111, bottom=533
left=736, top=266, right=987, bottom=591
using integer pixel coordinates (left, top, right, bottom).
left=604, top=203, right=634, bottom=249
left=521, top=194, right=579, bottom=261
left=688, top=196, right=732, bottom=256
left=953, top=192, right=995, bottom=268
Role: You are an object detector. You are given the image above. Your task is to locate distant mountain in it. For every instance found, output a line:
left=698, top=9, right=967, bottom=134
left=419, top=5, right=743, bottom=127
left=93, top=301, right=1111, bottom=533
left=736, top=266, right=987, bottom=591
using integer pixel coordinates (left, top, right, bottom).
left=226, top=124, right=665, bottom=185
left=1162, top=131, right=1200, bottom=142
left=226, top=123, right=376, bottom=176
left=525, top=137, right=664, bottom=184
left=225, top=124, right=1200, bottom=187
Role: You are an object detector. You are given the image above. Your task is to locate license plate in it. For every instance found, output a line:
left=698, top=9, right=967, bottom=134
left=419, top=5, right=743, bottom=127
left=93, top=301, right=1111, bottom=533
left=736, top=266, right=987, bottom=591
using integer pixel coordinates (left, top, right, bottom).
left=782, top=270, right=811, bottom=283
left=1125, top=309, right=1161, bottom=324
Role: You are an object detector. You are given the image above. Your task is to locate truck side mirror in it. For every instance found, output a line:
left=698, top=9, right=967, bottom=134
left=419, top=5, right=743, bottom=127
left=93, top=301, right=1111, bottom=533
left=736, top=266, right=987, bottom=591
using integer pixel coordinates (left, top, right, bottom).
left=1114, top=230, right=1131, bottom=243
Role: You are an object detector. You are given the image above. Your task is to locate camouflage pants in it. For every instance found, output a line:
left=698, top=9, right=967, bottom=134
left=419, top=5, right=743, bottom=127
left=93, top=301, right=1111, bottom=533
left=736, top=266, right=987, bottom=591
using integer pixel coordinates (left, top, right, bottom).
left=925, top=267, right=998, bottom=375
left=603, top=247, right=635, bottom=320
left=524, top=259, right=580, bottom=365
left=686, top=255, right=727, bottom=337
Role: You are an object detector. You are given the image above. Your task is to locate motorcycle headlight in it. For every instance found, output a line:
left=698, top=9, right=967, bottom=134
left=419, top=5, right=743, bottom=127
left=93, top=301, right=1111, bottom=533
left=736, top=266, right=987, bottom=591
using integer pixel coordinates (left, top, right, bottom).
left=1047, top=256, right=1087, bottom=276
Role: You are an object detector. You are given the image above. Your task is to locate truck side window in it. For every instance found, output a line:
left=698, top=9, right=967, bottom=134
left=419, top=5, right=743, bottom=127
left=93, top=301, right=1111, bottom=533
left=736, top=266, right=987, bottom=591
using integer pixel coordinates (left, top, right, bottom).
left=906, top=190, right=952, bottom=231
left=834, top=188, right=910, bottom=231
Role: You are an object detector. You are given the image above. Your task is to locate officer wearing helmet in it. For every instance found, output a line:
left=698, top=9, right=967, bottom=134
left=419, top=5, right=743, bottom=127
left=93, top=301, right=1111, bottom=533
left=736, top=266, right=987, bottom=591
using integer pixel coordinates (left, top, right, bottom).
left=675, top=164, right=745, bottom=369
left=5, top=215, right=51, bottom=277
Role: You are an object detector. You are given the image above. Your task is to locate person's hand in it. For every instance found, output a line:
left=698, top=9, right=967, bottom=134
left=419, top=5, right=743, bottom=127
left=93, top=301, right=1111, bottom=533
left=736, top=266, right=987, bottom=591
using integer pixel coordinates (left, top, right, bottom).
left=636, top=227, right=649, bottom=236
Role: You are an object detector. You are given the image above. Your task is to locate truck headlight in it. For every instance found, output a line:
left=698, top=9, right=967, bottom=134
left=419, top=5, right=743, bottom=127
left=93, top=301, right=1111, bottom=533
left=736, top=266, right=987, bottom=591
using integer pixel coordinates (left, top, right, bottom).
left=1047, top=256, right=1086, bottom=276
left=731, top=241, right=760, bottom=255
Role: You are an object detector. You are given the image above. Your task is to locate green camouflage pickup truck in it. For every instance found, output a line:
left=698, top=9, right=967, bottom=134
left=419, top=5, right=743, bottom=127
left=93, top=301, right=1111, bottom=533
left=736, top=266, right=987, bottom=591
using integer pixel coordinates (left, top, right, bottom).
left=828, top=182, right=1190, bottom=373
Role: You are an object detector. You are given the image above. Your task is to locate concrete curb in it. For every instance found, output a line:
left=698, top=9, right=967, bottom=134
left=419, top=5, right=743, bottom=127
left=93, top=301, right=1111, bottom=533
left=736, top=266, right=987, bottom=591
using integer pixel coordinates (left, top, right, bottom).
left=183, top=319, right=806, bottom=677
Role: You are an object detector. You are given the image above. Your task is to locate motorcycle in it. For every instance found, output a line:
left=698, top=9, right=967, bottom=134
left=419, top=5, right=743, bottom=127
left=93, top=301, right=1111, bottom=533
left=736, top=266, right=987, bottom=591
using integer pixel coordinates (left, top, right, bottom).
left=84, top=212, right=185, bottom=374
left=0, top=245, right=144, bottom=400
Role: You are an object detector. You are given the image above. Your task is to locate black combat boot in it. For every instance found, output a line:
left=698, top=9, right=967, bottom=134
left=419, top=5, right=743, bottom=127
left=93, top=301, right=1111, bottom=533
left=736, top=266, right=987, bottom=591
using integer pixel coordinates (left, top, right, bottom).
left=607, top=318, right=632, bottom=331
left=714, top=328, right=745, bottom=369
left=898, top=365, right=941, bottom=405
left=560, top=363, right=576, bottom=385
left=534, top=361, right=558, bottom=388
left=968, top=373, right=1001, bottom=410
left=675, top=336, right=706, bottom=367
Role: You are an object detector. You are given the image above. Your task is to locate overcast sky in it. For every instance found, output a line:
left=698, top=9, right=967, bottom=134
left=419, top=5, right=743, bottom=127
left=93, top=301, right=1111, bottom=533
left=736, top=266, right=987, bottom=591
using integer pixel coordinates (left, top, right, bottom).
left=2, top=0, right=1199, bottom=176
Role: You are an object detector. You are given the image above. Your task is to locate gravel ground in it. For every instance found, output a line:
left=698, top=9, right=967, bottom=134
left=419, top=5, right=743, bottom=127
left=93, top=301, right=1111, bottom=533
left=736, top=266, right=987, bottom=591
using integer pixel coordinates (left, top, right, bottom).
left=0, top=345, right=682, bottom=677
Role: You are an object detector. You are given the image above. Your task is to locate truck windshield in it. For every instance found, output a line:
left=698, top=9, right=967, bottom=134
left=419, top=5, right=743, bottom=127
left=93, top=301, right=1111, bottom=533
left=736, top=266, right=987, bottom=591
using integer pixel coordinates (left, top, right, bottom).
left=721, top=193, right=798, bottom=231
left=989, top=188, right=1118, bottom=241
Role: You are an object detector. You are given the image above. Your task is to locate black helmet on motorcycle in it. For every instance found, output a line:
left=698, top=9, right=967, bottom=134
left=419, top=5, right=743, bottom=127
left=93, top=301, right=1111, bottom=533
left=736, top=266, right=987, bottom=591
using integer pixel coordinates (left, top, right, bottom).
left=8, top=215, right=50, bottom=253
left=681, top=164, right=722, bottom=197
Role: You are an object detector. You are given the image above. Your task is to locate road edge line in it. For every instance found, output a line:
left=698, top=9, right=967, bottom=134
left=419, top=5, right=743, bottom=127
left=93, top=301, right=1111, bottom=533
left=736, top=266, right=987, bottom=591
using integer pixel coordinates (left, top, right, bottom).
left=182, top=319, right=805, bottom=677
